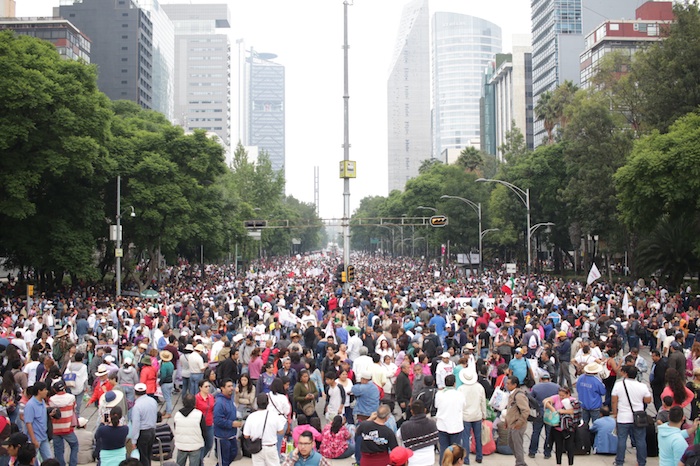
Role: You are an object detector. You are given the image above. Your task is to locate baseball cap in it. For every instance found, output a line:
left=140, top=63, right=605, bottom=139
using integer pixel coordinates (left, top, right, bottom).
left=3, top=433, right=28, bottom=446
left=135, top=383, right=148, bottom=394
left=441, top=352, right=450, bottom=359
left=52, top=379, right=66, bottom=392
left=389, top=446, right=414, bottom=465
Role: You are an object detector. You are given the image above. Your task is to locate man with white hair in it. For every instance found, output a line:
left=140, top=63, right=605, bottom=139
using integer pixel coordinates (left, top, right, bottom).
left=352, top=346, right=373, bottom=378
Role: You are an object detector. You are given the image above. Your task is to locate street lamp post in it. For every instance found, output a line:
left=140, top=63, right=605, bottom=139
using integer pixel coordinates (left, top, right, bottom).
left=476, top=178, right=531, bottom=275
left=376, top=225, right=395, bottom=257
left=115, top=175, right=135, bottom=297
left=440, top=195, right=484, bottom=273
left=530, top=222, right=555, bottom=272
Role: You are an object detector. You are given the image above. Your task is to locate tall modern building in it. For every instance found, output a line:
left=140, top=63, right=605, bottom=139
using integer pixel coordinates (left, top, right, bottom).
left=488, top=36, right=534, bottom=159
left=432, top=12, right=502, bottom=159
left=0, top=0, right=15, bottom=17
left=580, top=1, right=673, bottom=88
left=0, top=18, right=91, bottom=62
left=135, top=0, right=174, bottom=121
left=530, top=0, right=640, bottom=146
left=162, top=4, right=231, bottom=161
left=387, top=0, right=431, bottom=193
left=243, top=50, right=285, bottom=173
left=59, top=0, right=156, bottom=112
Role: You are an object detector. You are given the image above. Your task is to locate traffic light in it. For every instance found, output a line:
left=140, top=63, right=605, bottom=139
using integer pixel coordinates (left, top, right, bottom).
left=430, top=215, right=448, bottom=227
left=244, top=220, right=267, bottom=228
left=335, top=263, right=345, bottom=283
left=341, top=271, right=347, bottom=283
left=347, top=265, right=355, bottom=282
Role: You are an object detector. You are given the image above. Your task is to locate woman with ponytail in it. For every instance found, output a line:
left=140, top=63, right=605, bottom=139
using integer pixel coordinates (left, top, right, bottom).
left=320, top=415, right=355, bottom=459
left=441, top=443, right=466, bottom=466
left=94, top=406, right=129, bottom=466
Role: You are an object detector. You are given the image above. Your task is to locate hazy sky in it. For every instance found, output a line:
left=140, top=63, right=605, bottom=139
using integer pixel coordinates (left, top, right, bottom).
left=17, top=0, right=532, bottom=219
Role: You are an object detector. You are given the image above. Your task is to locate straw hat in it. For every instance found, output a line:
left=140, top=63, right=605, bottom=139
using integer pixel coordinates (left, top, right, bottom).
left=584, top=362, right=603, bottom=374
left=194, top=344, right=206, bottom=353
left=95, top=364, right=109, bottom=377
left=160, top=350, right=173, bottom=362
left=459, top=368, right=478, bottom=385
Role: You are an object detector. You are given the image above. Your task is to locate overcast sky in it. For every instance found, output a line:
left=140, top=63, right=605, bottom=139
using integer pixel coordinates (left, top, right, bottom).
left=17, top=0, right=532, bottom=219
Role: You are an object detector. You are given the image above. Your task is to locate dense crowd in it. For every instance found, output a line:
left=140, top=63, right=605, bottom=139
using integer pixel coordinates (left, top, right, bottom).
left=0, top=253, right=699, bottom=466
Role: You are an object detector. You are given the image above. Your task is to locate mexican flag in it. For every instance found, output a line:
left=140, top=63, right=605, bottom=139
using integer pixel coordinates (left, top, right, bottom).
left=501, top=276, right=515, bottom=295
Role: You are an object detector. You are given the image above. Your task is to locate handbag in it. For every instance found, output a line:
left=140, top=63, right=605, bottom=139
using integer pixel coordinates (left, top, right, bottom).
left=543, top=409, right=561, bottom=427
left=301, top=400, right=315, bottom=417
left=622, top=379, right=648, bottom=427
left=64, top=371, right=77, bottom=388
left=488, top=384, right=509, bottom=412
left=243, top=412, right=268, bottom=455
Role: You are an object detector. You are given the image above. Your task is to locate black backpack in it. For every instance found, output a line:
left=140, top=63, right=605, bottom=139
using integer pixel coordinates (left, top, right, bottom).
left=416, top=387, right=438, bottom=417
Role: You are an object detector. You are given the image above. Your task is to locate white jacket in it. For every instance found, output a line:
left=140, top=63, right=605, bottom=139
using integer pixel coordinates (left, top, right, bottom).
left=458, top=383, right=487, bottom=422
left=174, top=409, right=204, bottom=452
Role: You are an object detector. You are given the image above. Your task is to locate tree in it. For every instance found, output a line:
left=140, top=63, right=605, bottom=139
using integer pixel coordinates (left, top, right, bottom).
left=418, top=158, right=442, bottom=174
left=551, top=80, right=579, bottom=130
left=0, top=32, right=113, bottom=288
left=498, top=125, right=529, bottom=163
left=633, top=3, right=700, bottom=132
left=534, top=91, right=557, bottom=144
left=456, top=147, right=483, bottom=172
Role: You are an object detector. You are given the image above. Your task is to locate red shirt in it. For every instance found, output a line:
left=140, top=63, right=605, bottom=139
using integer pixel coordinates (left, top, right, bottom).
left=195, top=392, right=215, bottom=426
left=140, top=365, right=157, bottom=394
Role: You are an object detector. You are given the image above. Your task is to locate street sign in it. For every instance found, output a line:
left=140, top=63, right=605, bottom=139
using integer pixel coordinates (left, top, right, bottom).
left=430, top=215, right=448, bottom=227
left=244, top=220, right=267, bottom=228
left=506, top=263, right=517, bottom=274
left=115, top=248, right=123, bottom=258
left=247, top=230, right=261, bottom=240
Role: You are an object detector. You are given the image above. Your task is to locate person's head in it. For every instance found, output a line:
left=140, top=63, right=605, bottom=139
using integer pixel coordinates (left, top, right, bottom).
left=296, top=431, right=315, bottom=457
left=270, top=378, right=286, bottom=395
left=514, top=348, right=523, bottom=359
left=600, top=406, right=610, bottom=417
left=444, top=374, right=456, bottom=388
left=118, top=458, right=142, bottom=466
left=441, top=444, right=466, bottom=466
left=423, top=375, right=435, bottom=387
left=182, top=394, right=196, bottom=411
left=3, top=433, right=28, bottom=458
left=620, top=365, right=638, bottom=380
left=256, top=393, right=269, bottom=410
left=376, top=404, right=391, bottom=423
left=558, top=386, right=571, bottom=398
left=324, top=371, right=337, bottom=385
left=264, top=362, right=274, bottom=374
left=410, top=399, right=426, bottom=416
left=33, top=381, right=48, bottom=400
left=17, top=443, right=36, bottom=466
left=662, top=396, right=674, bottom=409
left=239, top=373, right=250, bottom=388
left=665, top=368, right=687, bottom=404
left=669, top=406, right=684, bottom=425
left=651, top=349, right=661, bottom=362
left=109, top=406, right=122, bottom=427
left=505, top=375, right=520, bottom=391
left=330, top=414, right=344, bottom=435
left=220, top=378, right=234, bottom=397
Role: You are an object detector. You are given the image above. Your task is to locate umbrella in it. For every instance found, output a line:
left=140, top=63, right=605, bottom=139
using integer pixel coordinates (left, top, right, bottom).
left=141, top=289, right=159, bottom=299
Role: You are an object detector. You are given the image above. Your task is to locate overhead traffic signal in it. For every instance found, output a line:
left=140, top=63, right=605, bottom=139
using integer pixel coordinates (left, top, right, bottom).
left=341, top=271, right=347, bottom=283
left=347, top=265, right=355, bottom=282
left=335, top=263, right=345, bottom=283
left=430, top=215, right=448, bottom=227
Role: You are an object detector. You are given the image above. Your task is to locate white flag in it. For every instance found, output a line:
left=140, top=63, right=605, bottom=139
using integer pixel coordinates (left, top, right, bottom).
left=622, top=289, right=631, bottom=316
left=587, top=263, right=601, bottom=285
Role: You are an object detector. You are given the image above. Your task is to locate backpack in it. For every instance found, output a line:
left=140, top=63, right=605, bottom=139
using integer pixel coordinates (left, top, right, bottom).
left=525, top=391, right=542, bottom=422
left=561, top=399, right=582, bottom=431
left=374, top=382, right=385, bottom=400
left=416, top=387, right=438, bottom=417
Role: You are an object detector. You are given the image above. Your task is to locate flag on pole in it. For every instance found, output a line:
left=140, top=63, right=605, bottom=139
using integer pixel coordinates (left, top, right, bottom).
left=501, top=276, right=515, bottom=295
left=587, top=263, right=601, bottom=286
left=622, top=289, right=632, bottom=316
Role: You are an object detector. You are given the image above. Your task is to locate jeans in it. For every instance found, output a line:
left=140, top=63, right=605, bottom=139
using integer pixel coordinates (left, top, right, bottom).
left=337, top=443, right=355, bottom=459
left=438, top=430, right=463, bottom=464
left=582, top=408, right=600, bottom=426
left=276, top=421, right=287, bottom=460
left=182, top=377, right=190, bottom=395
left=73, top=393, right=83, bottom=417
left=616, top=422, right=646, bottom=466
left=628, top=335, right=640, bottom=350
left=558, top=361, right=572, bottom=390
left=190, top=373, right=204, bottom=395
left=176, top=449, right=200, bottom=466
left=37, top=439, right=53, bottom=463
left=200, top=424, right=214, bottom=466
left=54, top=432, right=79, bottom=466
left=161, top=382, right=174, bottom=414
left=122, top=386, right=135, bottom=404
left=463, top=420, right=482, bottom=462
left=529, top=418, right=552, bottom=456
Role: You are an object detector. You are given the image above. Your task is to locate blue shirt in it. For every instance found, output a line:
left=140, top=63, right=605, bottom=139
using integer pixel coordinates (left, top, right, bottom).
left=25, top=397, right=48, bottom=442
left=575, top=374, right=606, bottom=410
left=131, top=395, right=158, bottom=441
left=509, top=357, right=528, bottom=384
left=531, top=382, right=560, bottom=415
left=351, top=382, right=380, bottom=417
left=590, top=416, right=617, bottom=454
left=335, top=327, right=349, bottom=345
left=213, top=393, right=238, bottom=439
left=429, top=315, right=447, bottom=336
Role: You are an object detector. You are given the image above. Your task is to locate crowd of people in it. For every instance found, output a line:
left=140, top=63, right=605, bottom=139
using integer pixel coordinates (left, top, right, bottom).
left=0, top=253, right=699, bottom=466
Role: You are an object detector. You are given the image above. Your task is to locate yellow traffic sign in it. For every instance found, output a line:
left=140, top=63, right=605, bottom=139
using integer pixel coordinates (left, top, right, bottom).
left=430, top=215, right=448, bottom=227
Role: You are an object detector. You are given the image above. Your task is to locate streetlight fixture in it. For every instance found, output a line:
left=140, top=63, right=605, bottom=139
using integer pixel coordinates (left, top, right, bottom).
left=376, top=225, right=395, bottom=257
left=529, top=222, right=554, bottom=273
left=441, top=195, right=486, bottom=272
left=115, top=175, right=136, bottom=297
left=417, top=206, right=438, bottom=213
left=476, top=178, right=532, bottom=275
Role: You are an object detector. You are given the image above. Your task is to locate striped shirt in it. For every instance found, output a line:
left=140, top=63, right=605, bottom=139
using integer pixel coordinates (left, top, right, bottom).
left=48, top=392, right=76, bottom=436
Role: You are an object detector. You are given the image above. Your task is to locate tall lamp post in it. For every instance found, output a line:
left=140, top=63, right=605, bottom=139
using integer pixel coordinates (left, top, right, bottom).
left=416, top=206, right=438, bottom=260
left=476, top=178, right=531, bottom=275
left=376, top=225, right=395, bottom=257
left=115, top=175, right=135, bottom=297
left=440, top=195, right=484, bottom=272
left=530, top=222, right=555, bottom=272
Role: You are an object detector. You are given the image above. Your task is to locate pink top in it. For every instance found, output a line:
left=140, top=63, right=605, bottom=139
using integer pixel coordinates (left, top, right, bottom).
left=249, top=357, right=263, bottom=380
left=660, top=386, right=694, bottom=408
left=320, top=424, right=352, bottom=459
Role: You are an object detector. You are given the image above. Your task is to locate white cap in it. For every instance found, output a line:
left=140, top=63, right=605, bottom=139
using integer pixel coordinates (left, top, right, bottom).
left=441, top=352, right=450, bottom=359
left=134, top=383, right=147, bottom=393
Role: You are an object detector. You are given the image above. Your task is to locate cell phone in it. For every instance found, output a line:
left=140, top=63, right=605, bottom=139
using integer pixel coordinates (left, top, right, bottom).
left=104, top=413, right=110, bottom=423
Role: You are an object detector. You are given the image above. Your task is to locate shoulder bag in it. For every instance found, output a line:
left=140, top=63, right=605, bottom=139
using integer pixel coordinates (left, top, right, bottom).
left=243, top=411, right=268, bottom=455
left=622, top=379, right=648, bottom=427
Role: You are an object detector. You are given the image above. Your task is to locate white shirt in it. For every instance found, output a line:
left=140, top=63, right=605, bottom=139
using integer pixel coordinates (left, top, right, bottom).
left=326, top=384, right=343, bottom=416
left=435, top=387, right=466, bottom=434
left=243, top=409, right=286, bottom=445
left=611, top=378, right=651, bottom=424
left=435, top=361, right=455, bottom=389
left=24, top=361, right=40, bottom=387
left=347, top=335, right=363, bottom=361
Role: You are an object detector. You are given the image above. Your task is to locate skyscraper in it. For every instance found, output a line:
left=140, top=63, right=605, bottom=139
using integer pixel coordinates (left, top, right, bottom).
left=162, top=4, right=231, bottom=161
left=0, top=18, right=91, bottom=62
left=59, top=0, right=156, bottom=112
left=387, top=0, right=430, bottom=193
left=243, top=50, right=285, bottom=173
left=432, top=12, right=502, bottom=159
left=530, top=0, right=640, bottom=146
left=0, top=0, right=15, bottom=17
